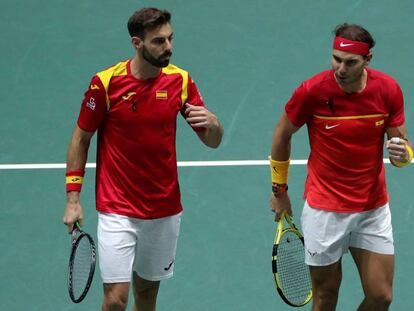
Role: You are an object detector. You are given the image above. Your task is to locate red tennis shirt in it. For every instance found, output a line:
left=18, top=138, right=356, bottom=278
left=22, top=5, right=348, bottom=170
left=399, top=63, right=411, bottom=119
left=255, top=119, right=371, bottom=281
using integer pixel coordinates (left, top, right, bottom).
left=285, top=68, right=405, bottom=212
left=77, top=60, right=205, bottom=219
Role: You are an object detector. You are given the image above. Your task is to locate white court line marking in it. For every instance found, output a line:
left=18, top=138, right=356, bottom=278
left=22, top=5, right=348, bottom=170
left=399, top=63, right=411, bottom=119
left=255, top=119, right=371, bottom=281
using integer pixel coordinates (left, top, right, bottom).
left=0, top=159, right=398, bottom=170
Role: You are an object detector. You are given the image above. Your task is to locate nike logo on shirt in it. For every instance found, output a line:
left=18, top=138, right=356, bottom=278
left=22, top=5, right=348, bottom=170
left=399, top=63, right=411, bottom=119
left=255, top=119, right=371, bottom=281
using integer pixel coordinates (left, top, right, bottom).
left=325, top=124, right=340, bottom=130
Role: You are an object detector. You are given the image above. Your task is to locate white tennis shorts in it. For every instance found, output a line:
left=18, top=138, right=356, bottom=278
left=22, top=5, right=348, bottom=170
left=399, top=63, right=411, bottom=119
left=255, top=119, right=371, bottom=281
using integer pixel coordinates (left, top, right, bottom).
left=301, top=201, right=394, bottom=266
left=97, top=212, right=182, bottom=283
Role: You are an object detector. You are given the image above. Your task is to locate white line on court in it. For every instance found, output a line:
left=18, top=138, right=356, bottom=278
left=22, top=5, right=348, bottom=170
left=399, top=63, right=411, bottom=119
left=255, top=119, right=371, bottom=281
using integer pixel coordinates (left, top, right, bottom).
left=0, top=159, right=397, bottom=170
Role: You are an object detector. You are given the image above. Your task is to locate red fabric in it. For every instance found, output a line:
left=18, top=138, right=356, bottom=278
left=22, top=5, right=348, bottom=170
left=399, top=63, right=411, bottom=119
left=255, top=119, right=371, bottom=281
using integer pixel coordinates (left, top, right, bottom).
left=66, top=183, right=82, bottom=192
left=333, top=37, right=370, bottom=55
left=285, top=68, right=405, bottom=212
left=66, top=170, right=85, bottom=177
left=77, top=60, right=205, bottom=219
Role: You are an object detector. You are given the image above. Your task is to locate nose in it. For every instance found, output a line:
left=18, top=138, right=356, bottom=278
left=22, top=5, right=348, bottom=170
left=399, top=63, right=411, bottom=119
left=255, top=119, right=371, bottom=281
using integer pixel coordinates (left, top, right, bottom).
left=337, top=63, right=347, bottom=75
left=165, top=39, right=172, bottom=51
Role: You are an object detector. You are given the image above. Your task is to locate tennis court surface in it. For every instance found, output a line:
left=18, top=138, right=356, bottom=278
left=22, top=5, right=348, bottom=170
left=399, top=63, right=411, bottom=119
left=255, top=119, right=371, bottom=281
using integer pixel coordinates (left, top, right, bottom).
left=1, top=0, right=413, bottom=310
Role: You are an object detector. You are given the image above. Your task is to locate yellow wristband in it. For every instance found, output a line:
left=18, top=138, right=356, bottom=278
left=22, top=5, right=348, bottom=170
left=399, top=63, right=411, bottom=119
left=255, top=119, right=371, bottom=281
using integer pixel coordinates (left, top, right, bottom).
left=269, top=156, right=290, bottom=184
left=66, top=176, right=84, bottom=184
left=391, top=144, right=413, bottom=167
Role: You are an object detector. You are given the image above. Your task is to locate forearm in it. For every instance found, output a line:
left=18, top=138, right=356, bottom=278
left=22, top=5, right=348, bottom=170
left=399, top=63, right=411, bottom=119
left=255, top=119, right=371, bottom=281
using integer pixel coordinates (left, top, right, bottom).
left=67, top=141, right=89, bottom=171
left=271, top=116, right=296, bottom=161
left=66, top=127, right=92, bottom=171
left=269, top=114, right=298, bottom=221
left=66, top=140, right=88, bottom=202
left=269, top=113, right=299, bottom=187
left=271, top=131, right=292, bottom=161
left=198, top=118, right=224, bottom=148
left=65, top=127, right=93, bottom=198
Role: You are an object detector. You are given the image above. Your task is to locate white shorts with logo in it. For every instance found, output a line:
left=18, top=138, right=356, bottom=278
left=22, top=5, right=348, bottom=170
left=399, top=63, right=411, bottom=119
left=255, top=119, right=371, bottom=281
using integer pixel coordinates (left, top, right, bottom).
left=301, top=201, right=394, bottom=266
left=97, top=212, right=182, bottom=283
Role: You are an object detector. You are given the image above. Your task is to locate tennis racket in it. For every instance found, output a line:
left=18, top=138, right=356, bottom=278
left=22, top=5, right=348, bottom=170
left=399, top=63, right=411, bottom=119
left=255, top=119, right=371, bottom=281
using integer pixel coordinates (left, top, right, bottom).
left=271, top=211, right=312, bottom=307
left=68, top=221, right=96, bottom=303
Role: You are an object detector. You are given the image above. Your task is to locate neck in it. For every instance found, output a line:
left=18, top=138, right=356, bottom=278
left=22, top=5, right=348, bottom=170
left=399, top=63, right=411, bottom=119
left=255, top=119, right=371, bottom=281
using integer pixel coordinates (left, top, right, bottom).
left=336, top=69, right=368, bottom=94
left=130, top=56, right=161, bottom=80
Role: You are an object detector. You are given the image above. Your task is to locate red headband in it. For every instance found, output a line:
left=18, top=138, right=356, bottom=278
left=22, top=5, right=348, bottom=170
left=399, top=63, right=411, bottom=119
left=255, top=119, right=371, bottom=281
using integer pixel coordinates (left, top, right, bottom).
left=333, top=37, right=370, bottom=55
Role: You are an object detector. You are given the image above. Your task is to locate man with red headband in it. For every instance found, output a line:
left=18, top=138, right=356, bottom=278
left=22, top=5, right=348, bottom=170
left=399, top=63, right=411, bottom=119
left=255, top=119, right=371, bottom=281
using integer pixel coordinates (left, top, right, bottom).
left=269, top=23, right=412, bottom=310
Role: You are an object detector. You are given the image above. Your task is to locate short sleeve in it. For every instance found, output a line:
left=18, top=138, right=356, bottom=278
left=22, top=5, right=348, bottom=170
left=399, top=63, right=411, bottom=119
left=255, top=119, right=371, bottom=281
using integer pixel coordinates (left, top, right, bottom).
left=284, top=82, right=311, bottom=127
left=386, top=82, right=405, bottom=127
left=77, top=75, right=107, bottom=132
left=181, top=75, right=207, bottom=132
left=186, top=75, right=205, bottom=107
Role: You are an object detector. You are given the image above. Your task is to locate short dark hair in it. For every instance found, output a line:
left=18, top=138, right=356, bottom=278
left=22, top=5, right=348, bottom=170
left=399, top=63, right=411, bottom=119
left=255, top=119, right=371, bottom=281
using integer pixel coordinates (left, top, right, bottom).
left=333, top=23, right=375, bottom=49
left=127, top=8, right=171, bottom=38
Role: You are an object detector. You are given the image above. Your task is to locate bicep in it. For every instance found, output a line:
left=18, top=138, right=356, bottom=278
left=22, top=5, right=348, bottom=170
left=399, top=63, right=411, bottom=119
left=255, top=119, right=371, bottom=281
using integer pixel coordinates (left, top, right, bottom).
left=273, top=112, right=300, bottom=140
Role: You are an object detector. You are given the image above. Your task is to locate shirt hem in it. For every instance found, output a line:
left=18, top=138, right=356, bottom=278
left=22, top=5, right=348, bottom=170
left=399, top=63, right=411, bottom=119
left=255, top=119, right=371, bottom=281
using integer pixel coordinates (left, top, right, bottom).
left=96, top=206, right=183, bottom=220
left=306, top=197, right=389, bottom=213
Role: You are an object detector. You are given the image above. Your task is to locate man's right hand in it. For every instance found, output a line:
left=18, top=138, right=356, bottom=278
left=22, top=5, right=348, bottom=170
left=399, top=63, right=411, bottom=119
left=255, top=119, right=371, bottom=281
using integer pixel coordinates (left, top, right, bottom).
left=63, top=191, right=84, bottom=233
left=270, top=193, right=292, bottom=222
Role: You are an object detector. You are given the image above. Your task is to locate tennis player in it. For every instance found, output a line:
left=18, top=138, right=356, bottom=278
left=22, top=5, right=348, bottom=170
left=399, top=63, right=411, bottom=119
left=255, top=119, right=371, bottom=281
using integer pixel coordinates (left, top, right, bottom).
left=269, top=23, right=412, bottom=311
left=63, top=8, right=223, bottom=311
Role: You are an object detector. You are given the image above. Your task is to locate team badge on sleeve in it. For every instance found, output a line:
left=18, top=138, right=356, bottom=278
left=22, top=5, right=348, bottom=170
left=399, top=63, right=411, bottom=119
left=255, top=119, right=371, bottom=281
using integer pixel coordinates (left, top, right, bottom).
left=86, top=97, right=96, bottom=111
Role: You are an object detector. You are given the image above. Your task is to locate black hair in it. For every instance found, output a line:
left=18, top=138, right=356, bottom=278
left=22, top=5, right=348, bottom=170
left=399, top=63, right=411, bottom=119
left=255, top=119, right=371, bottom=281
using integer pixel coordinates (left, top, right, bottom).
left=127, top=8, right=171, bottom=39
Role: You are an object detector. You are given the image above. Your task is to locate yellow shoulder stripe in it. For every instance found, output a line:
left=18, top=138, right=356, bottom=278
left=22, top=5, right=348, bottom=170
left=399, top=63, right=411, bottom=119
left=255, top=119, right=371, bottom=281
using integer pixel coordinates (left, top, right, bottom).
left=96, top=60, right=129, bottom=111
left=162, top=64, right=188, bottom=106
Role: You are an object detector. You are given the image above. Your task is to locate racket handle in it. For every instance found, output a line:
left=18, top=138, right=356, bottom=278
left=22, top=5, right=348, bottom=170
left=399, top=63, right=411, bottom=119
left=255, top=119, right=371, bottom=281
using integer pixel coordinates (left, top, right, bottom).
left=72, top=221, right=82, bottom=233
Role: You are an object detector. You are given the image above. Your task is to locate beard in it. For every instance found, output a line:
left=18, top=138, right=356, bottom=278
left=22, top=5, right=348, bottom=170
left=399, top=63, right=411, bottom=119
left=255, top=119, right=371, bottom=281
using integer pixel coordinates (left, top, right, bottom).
left=142, top=46, right=172, bottom=68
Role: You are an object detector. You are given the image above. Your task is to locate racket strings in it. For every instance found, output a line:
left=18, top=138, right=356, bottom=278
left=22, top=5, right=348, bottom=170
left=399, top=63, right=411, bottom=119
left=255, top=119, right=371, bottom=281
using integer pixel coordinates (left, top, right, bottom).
left=71, top=236, right=94, bottom=299
left=277, top=231, right=312, bottom=305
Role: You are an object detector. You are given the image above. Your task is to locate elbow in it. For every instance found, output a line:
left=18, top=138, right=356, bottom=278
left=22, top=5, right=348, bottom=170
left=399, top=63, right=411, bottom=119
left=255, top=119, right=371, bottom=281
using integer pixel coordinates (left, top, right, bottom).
left=207, top=140, right=221, bottom=149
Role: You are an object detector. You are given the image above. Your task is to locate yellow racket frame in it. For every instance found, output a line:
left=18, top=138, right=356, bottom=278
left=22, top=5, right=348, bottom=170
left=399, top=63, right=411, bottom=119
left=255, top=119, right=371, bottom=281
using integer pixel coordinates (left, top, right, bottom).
left=271, top=211, right=313, bottom=307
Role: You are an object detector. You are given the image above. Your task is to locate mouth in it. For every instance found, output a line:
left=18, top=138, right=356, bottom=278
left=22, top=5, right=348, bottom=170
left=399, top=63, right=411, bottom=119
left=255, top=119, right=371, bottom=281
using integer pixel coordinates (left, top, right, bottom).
left=161, top=52, right=172, bottom=60
left=335, top=74, right=347, bottom=81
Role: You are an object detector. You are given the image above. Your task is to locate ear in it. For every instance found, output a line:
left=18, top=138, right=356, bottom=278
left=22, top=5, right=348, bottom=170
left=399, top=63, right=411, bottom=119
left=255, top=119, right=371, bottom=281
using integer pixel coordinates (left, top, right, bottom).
left=131, top=36, right=143, bottom=49
left=364, top=53, right=373, bottom=66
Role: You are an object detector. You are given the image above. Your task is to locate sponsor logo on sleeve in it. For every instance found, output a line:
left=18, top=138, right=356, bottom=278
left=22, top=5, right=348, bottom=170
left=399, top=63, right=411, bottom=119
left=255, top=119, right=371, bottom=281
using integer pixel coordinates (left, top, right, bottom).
left=86, top=97, right=96, bottom=111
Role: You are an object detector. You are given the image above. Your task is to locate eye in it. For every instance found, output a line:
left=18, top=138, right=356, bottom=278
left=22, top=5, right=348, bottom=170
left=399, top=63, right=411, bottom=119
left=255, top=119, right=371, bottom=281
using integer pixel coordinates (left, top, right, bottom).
left=152, top=38, right=165, bottom=45
left=346, top=60, right=357, bottom=66
left=333, top=56, right=342, bottom=63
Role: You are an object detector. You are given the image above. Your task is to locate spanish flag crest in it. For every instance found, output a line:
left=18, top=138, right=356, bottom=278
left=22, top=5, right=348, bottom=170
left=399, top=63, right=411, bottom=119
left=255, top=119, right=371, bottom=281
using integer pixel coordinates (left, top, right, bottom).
left=156, top=90, right=168, bottom=100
